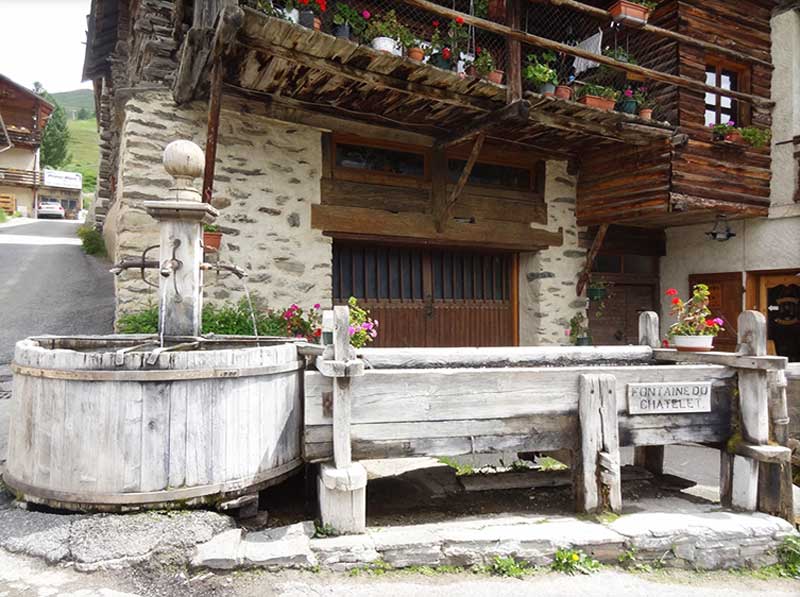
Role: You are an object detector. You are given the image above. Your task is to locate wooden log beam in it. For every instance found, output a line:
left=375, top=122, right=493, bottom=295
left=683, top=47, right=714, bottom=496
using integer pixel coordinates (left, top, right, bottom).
left=576, top=223, right=608, bottom=296
left=652, top=349, right=787, bottom=371
left=506, top=0, right=524, bottom=103
left=435, top=100, right=530, bottom=150
left=529, top=0, right=773, bottom=69
left=436, top=133, right=485, bottom=232
left=399, top=0, right=772, bottom=107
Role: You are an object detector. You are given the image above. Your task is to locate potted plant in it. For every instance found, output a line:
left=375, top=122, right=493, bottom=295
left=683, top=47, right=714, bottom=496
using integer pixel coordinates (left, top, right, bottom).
left=602, top=46, right=644, bottom=82
left=278, top=0, right=299, bottom=23
left=365, top=10, right=411, bottom=56
left=666, top=285, right=724, bottom=352
left=203, top=224, right=222, bottom=252
left=332, top=3, right=368, bottom=40
left=576, top=84, right=619, bottom=111
left=297, top=0, right=325, bottom=30
left=427, top=17, right=469, bottom=71
left=568, top=313, right=592, bottom=347
left=710, top=120, right=742, bottom=143
left=618, top=87, right=638, bottom=114
left=634, top=87, right=655, bottom=119
left=555, top=83, right=573, bottom=100
left=587, top=280, right=608, bottom=301
left=523, top=51, right=558, bottom=96
left=608, top=0, right=657, bottom=24
left=740, top=126, right=772, bottom=148
left=472, top=47, right=502, bottom=83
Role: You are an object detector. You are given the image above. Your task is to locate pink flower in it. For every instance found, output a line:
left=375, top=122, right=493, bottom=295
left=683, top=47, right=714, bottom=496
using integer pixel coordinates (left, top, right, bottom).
left=362, top=10, right=370, bottom=19
left=361, top=322, right=373, bottom=331
left=727, top=120, right=736, bottom=127
left=348, top=326, right=356, bottom=336
left=313, top=303, right=321, bottom=310
left=369, top=330, right=377, bottom=338
left=565, top=329, right=572, bottom=336
left=373, top=320, right=379, bottom=327
left=713, top=317, right=724, bottom=326
left=624, top=88, right=633, bottom=98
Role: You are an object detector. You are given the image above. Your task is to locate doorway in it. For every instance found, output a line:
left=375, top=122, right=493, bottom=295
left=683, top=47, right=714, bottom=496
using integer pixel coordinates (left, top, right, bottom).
left=333, top=242, right=517, bottom=347
left=753, top=272, right=800, bottom=362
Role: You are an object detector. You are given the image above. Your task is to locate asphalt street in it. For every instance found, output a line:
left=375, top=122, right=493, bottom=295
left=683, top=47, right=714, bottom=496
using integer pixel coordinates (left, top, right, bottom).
left=0, top=219, right=115, bottom=369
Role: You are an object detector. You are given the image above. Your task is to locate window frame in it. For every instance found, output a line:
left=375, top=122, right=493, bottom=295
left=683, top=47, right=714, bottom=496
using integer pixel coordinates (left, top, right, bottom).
left=704, top=57, right=751, bottom=128
left=331, top=133, right=431, bottom=189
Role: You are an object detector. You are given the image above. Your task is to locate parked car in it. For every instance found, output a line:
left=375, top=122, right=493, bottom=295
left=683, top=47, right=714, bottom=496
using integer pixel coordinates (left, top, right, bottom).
left=37, top=199, right=65, bottom=219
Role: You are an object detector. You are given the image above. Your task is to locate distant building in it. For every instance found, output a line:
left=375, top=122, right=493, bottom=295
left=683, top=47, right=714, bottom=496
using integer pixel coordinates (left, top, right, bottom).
left=0, top=74, right=83, bottom=218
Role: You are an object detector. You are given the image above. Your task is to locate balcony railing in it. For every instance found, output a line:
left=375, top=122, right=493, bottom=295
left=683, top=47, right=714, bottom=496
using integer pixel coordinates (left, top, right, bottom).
left=0, top=167, right=40, bottom=188
left=0, top=167, right=83, bottom=190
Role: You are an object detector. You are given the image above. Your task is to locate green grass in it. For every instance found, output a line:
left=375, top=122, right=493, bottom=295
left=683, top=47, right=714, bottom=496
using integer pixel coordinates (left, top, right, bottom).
left=51, top=89, right=95, bottom=117
left=64, top=119, right=99, bottom=193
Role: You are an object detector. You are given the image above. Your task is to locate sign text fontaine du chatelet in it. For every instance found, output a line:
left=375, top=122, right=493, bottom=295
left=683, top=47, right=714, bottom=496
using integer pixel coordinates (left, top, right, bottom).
left=627, top=382, right=712, bottom=415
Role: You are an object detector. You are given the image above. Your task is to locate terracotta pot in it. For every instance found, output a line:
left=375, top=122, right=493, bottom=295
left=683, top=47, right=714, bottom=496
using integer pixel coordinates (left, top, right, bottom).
left=488, top=0, right=507, bottom=21
left=407, top=47, right=425, bottom=62
left=608, top=0, right=651, bottom=23
left=639, top=108, right=653, bottom=120
left=313, top=16, right=322, bottom=31
left=555, top=85, right=573, bottom=100
left=487, top=69, right=504, bottom=84
left=725, top=130, right=744, bottom=144
left=673, top=335, right=715, bottom=353
left=203, top=231, right=222, bottom=252
left=579, top=94, right=616, bottom=111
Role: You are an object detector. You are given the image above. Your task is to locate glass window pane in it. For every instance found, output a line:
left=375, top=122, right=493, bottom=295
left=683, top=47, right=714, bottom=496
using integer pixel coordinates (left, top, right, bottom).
left=704, top=92, right=716, bottom=105
left=447, top=160, right=531, bottom=189
left=722, top=70, right=738, bottom=91
left=336, top=143, right=425, bottom=177
left=705, top=110, right=718, bottom=127
left=594, top=254, right=622, bottom=273
left=624, top=255, right=657, bottom=275
left=720, top=73, right=732, bottom=90
left=721, top=95, right=732, bottom=109
left=705, top=67, right=717, bottom=85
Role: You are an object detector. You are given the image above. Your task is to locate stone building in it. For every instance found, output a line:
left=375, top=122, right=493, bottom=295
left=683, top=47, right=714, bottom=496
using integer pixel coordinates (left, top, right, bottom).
left=83, top=0, right=797, bottom=354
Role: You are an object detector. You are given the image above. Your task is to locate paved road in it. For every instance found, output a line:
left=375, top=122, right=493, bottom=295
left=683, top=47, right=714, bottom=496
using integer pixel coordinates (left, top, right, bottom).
left=0, top=219, right=115, bottom=368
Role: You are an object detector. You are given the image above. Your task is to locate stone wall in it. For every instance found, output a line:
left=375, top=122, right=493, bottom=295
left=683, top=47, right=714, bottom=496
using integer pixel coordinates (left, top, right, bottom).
left=104, top=89, right=331, bottom=321
left=518, top=161, right=586, bottom=346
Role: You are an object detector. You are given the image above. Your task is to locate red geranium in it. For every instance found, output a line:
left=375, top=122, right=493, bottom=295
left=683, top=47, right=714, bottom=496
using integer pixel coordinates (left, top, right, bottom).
left=455, top=16, right=464, bottom=24
left=672, top=297, right=681, bottom=305
left=442, top=47, right=452, bottom=60
left=432, top=19, right=440, bottom=27
left=665, top=288, right=678, bottom=296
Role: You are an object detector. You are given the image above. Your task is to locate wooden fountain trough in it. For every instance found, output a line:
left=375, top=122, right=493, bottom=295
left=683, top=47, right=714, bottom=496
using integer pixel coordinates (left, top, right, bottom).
left=5, top=336, right=304, bottom=510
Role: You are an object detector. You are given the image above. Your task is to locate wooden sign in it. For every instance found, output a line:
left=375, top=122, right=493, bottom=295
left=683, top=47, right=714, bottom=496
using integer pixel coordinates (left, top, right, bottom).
left=627, top=382, right=712, bottom=415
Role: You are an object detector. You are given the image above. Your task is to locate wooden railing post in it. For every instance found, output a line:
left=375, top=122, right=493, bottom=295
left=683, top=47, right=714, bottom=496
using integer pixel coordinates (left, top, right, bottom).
left=316, top=306, right=367, bottom=534
left=505, top=0, right=523, bottom=103
left=634, top=312, right=665, bottom=476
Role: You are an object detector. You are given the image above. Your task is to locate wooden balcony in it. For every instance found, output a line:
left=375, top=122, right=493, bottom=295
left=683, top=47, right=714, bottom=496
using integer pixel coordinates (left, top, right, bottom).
left=0, top=167, right=40, bottom=188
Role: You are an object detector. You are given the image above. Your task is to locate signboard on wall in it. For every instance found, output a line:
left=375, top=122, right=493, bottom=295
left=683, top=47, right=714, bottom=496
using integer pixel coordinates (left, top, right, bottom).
left=627, top=382, right=712, bottom=415
left=42, top=169, right=82, bottom=190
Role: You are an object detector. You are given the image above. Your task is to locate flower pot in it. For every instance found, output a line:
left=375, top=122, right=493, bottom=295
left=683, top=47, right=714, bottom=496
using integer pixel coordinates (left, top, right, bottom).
left=487, top=69, right=504, bottom=84
left=333, top=22, right=350, bottom=39
left=639, top=108, right=653, bottom=120
left=488, top=0, right=507, bottom=21
left=673, top=335, right=715, bottom=353
left=465, top=64, right=478, bottom=77
left=407, top=46, right=425, bottom=62
left=429, top=52, right=453, bottom=70
left=618, top=98, right=638, bottom=114
left=555, top=85, right=573, bottom=100
left=609, top=0, right=651, bottom=24
left=575, top=337, right=592, bottom=347
left=372, top=36, right=402, bottom=56
left=725, top=130, right=744, bottom=144
left=587, top=287, right=607, bottom=301
left=283, top=8, right=299, bottom=23
left=579, top=95, right=616, bottom=111
left=203, top=231, right=222, bottom=252
left=539, top=82, right=556, bottom=96
left=298, top=10, right=315, bottom=29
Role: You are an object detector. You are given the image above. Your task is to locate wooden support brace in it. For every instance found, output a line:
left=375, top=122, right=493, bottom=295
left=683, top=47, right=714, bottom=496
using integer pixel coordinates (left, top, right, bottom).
left=435, top=133, right=485, bottom=232
left=575, top=374, right=621, bottom=514
left=576, top=224, right=608, bottom=296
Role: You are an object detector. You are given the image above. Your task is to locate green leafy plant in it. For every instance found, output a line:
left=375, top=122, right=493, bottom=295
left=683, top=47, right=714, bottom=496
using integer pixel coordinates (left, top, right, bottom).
left=0, top=210, right=6, bottom=224
left=536, top=456, right=568, bottom=471
left=252, top=0, right=284, bottom=18
left=333, top=3, right=369, bottom=39
left=428, top=17, right=470, bottom=59
left=568, top=313, right=590, bottom=344
left=665, top=284, right=725, bottom=337
left=523, top=51, right=558, bottom=86
left=603, top=46, right=638, bottom=65
left=76, top=224, right=106, bottom=256
left=710, top=120, right=738, bottom=139
left=485, top=556, right=531, bottom=578
left=313, top=521, right=339, bottom=538
left=551, top=549, right=601, bottom=575
left=346, top=296, right=378, bottom=348
left=438, top=456, right=475, bottom=477
left=349, top=559, right=393, bottom=576
left=473, top=0, right=489, bottom=18
left=576, top=84, right=620, bottom=100
left=471, top=47, right=496, bottom=76
left=203, top=223, right=220, bottom=233
left=778, top=535, right=800, bottom=579
left=739, top=126, right=771, bottom=148
left=366, top=10, right=413, bottom=47
left=633, top=86, right=655, bottom=109
left=630, top=0, right=658, bottom=9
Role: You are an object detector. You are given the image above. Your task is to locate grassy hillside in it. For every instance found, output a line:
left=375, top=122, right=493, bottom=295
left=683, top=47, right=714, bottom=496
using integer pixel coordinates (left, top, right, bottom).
left=65, top=119, right=100, bottom=193
left=52, top=89, right=95, bottom=119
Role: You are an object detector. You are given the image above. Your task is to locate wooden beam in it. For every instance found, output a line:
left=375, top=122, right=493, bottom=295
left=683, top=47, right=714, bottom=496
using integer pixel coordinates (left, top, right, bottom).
left=436, top=133, right=485, bottom=232
left=530, top=0, right=773, bottom=69
left=435, top=100, right=530, bottom=149
left=652, top=349, right=787, bottom=371
left=311, top=204, right=564, bottom=250
left=506, top=0, right=524, bottom=103
left=576, top=223, right=608, bottom=295
left=399, top=0, right=773, bottom=107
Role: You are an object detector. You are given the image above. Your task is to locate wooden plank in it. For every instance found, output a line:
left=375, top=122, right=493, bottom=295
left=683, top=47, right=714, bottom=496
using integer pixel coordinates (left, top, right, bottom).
left=735, top=443, right=791, bottom=464
left=435, top=101, right=529, bottom=149
left=652, top=349, right=786, bottom=371
left=332, top=306, right=352, bottom=469
left=737, top=311, right=770, bottom=443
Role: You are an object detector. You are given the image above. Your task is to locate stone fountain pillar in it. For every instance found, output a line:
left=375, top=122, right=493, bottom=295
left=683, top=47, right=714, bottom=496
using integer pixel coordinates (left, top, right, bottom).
left=144, top=140, right=219, bottom=338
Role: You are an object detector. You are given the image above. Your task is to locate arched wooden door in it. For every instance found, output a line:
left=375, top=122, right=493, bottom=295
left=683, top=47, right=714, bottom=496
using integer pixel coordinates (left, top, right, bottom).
left=333, top=242, right=517, bottom=347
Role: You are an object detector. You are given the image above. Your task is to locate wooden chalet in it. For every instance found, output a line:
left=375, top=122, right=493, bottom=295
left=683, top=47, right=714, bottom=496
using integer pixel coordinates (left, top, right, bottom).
left=84, top=0, right=785, bottom=349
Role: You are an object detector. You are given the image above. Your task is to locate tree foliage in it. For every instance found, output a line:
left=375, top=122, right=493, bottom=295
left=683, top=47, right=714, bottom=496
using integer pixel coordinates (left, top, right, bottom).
left=34, top=82, right=72, bottom=169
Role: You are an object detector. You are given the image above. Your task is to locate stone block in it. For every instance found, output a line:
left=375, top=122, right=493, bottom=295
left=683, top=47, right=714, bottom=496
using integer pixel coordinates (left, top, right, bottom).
left=191, top=528, right=243, bottom=570
left=241, top=523, right=317, bottom=568
left=318, top=463, right=367, bottom=535
left=311, top=534, right=379, bottom=566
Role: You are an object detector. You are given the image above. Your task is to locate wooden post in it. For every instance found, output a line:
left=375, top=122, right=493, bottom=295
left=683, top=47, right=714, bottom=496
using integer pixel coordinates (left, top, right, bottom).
left=731, top=311, right=768, bottom=511
left=634, top=312, right=665, bottom=476
left=575, top=374, right=621, bottom=514
left=763, top=369, right=795, bottom=522
left=505, top=0, right=523, bottom=103
left=317, top=306, right=367, bottom=534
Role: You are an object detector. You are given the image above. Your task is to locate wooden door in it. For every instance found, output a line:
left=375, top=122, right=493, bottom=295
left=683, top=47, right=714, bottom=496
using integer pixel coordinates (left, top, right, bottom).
left=689, top=273, right=743, bottom=352
left=758, top=274, right=800, bottom=362
left=333, top=243, right=516, bottom=347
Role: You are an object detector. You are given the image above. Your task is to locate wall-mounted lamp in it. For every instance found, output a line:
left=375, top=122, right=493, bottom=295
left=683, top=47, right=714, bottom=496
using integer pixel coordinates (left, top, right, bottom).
left=706, top=215, right=736, bottom=242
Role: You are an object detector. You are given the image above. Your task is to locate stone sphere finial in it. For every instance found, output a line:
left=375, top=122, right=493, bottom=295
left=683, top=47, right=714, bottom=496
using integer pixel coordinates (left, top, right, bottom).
left=163, top=140, right=205, bottom=181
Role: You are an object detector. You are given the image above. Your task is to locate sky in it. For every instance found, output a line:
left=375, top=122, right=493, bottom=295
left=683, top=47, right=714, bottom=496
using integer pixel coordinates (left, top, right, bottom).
left=0, top=0, right=93, bottom=94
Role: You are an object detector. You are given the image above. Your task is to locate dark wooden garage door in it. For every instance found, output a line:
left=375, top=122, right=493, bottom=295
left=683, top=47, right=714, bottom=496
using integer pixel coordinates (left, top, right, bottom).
left=333, top=243, right=517, bottom=347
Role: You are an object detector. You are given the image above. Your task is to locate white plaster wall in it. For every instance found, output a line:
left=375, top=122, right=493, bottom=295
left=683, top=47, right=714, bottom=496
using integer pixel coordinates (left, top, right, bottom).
left=0, top=147, right=36, bottom=170
left=105, top=90, right=331, bottom=322
left=0, top=185, right=34, bottom=215
left=660, top=9, right=800, bottom=330
left=519, top=161, right=586, bottom=346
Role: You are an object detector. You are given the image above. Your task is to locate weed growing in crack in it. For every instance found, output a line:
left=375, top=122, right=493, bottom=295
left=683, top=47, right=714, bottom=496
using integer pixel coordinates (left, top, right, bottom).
left=551, top=549, right=602, bottom=575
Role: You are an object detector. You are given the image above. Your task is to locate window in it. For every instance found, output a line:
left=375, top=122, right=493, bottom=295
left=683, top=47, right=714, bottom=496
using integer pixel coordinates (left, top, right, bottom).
left=335, top=143, right=425, bottom=178
left=704, top=59, right=749, bottom=127
left=446, top=159, right=532, bottom=190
